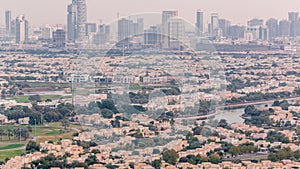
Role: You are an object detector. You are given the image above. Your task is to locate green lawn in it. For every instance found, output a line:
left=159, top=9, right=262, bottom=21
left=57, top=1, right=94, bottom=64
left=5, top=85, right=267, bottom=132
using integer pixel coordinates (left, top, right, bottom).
left=0, top=150, right=25, bottom=161
left=44, top=130, right=64, bottom=136
left=0, top=122, right=76, bottom=161
left=11, top=95, right=61, bottom=103
left=32, top=125, right=63, bottom=136
left=0, top=123, right=68, bottom=141
left=0, top=144, right=24, bottom=150
left=13, top=95, right=31, bottom=103
left=18, top=82, right=70, bottom=88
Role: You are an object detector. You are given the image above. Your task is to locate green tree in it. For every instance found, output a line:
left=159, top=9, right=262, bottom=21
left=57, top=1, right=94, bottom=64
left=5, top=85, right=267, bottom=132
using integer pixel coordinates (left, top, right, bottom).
left=152, top=149, right=160, bottom=154
left=129, top=162, right=134, bottom=169
left=85, top=154, right=99, bottom=166
left=91, top=149, right=100, bottom=154
left=101, top=109, right=114, bottom=119
left=218, top=119, right=229, bottom=128
left=61, top=118, right=70, bottom=130
left=0, top=128, right=3, bottom=141
left=151, top=159, right=162, bottom=169
left=209, top=154, right=221, bottom=164
left=162, top=149, right=179, bottom=165
left=7, top=128, right=12, bottom=140
left=26, top=141, right=40, bottom=152
left=29, top=95, right=42, bottom=103
left=229, top=146, right=240, bottom=156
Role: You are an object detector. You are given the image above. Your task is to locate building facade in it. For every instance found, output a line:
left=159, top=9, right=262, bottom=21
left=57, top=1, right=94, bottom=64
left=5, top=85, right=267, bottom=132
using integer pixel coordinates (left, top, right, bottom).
left=162, top=11, right=178, bottom=48
left=15, top=15, right=28, bottom=44
left=67, top=0, right=87, bottom=42
left=52, top=29, right=66, bottom=48
left=168, top=17, right=185, bottom=50
left=196, top=10, right=204, bottom=36
left=266, top=18, right=278, bottom=39
left=5, top=10, right=11, bottom=35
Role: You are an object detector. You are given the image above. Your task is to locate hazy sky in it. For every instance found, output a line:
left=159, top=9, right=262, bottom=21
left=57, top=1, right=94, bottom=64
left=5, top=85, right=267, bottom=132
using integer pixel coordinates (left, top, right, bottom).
left=1, top=0, right=300, bottom=26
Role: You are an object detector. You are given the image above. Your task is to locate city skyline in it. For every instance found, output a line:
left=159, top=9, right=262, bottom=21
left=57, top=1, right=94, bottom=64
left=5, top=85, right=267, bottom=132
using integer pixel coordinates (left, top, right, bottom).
left=1, top=0, right=300, bottom=26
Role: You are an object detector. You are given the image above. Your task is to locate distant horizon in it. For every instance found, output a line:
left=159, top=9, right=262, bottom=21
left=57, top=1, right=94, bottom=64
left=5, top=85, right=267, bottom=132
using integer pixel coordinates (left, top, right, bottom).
left=1, top=0, right=300, bottom=27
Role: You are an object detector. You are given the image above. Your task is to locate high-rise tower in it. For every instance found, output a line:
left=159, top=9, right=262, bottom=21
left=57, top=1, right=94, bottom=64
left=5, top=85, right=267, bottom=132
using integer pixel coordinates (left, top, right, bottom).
left=168, top=17, right=185, bottom=50
left=210, top=13, right=219, bottom=37
left=67, top=0, right=87, bottom=42
left=162, top=10, right=178, bottom=48
left=288, top=12, right=299, bottom=37
left=67, top=2, right=77, bottom=41
left=196, top=10, right=204, bottom=36
left=5, top=10, right=12, bottom=35
left=15, top=15, right=28, bottom=44
left=266, top=18, right=278, bottom=39
left=76, top=0, right=87, bottom=39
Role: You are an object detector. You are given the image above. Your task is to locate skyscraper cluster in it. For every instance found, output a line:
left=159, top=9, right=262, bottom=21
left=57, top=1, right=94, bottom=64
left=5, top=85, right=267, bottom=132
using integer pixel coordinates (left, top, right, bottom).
left=4, top=4, right=300, bottom=48
left=5, top=10, right=29, bottom=44
left=117, top=18, right=144, bottom=42
left=201, top=11, right=300, bottom=41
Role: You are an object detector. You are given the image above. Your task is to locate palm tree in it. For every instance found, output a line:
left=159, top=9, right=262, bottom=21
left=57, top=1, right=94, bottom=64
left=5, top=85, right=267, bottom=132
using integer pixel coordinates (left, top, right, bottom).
left=21, top=128, right=29, bottom=140
left=7, top=128, right=12, bottom=140
left=61, top=118, right=70, bottom=131
left=0, top=128, right=3, bottom=141
left=13, top=128, right=20, bottom=140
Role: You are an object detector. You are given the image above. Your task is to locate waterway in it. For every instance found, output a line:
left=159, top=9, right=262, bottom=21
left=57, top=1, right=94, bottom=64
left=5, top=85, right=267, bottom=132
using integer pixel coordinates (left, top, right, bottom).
left=213, top=103, right=272, bottom=124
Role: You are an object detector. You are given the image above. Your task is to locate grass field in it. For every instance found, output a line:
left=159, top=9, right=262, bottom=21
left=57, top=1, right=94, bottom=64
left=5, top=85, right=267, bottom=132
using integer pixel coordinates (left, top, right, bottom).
left=0, top=122, right=78, bottom=142
left=0, top=150, right=25, bottom=161
left=11, top=95, right=61, bottom=103
left=0, top=144, right=24, bottom=151
left=18, top=82, right=70, bottom=88
left=0, top=122, right=79, bottom=161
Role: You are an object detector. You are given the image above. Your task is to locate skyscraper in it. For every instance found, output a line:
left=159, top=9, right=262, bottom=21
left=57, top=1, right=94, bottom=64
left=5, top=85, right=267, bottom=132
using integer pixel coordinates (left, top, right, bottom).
left=288, top=12, right=299, bottom=22
left=15, top=15, right=28, bottom=44
left=67, top=0, right=87, bottom=42
left=266, top=18, right=278, bottom=39
left=168, top=17, right=185, bottom=50
left=247, top=18, right=264, bottom=27
left=118, top=18, right=134, bottom=42
left=279, top=20, right=290, bottom=37
left=245, top=26, right=268, bottom=41
left=228, top=25, right=245, bottom=39
left=210, top=13, right=219, bottom=37
left=144, top=26, right=160, bottom=47
left=10, top=20, right=16, bottom=36
left=40, top=26, right=52, bottom=40
left=196, top=10, right=204, bottom=36
left=117, top=18, right=144, bottom=42
left=136, top=18, right=144, bottom=35
left=76, top=0, right=87, bottom=39
left=85, top=23, right=97, bottom=36
left=288, top=12, right=299, bottom=37
left=52, top=29, right=66, bottom=48
left=162, top=11, right=178, bottom=48
left=93, top=24, right=110, bottom=45
left=67, top=2, right=77, bottom=41
left=5, top=10, right=11, bottom=35
left=218, top=19, right=231, bottom=37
